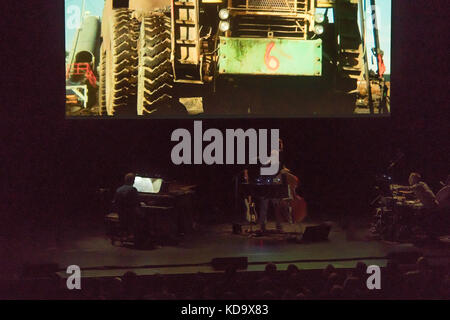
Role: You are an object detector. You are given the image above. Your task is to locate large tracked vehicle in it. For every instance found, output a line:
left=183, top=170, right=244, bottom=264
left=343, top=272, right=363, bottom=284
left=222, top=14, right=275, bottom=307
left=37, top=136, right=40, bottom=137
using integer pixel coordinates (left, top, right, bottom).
left=100, top=0, right=388, bottom=116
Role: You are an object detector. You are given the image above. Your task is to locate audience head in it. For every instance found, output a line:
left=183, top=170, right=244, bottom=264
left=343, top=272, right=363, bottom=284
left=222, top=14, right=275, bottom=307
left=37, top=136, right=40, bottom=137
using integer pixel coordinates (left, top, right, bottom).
left=265, top=263, right=277, bottom=277
left=323, top=264, right=336, bottom=279
left=14, top=258, right=449, bottom=299
left=122, top=271, right=138, bottom=293
left=287, top=264, right=299, bottom=275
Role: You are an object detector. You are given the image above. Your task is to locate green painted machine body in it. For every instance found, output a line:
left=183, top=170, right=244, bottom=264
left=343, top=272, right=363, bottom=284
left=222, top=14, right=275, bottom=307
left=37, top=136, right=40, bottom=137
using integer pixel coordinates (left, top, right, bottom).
left=218, top=37, right=322, bottom=76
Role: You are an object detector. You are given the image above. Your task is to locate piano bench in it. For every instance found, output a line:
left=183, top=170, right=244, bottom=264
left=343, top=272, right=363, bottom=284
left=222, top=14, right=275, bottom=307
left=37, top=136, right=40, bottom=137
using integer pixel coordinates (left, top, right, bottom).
left=104, top=213, right=128, bottom=245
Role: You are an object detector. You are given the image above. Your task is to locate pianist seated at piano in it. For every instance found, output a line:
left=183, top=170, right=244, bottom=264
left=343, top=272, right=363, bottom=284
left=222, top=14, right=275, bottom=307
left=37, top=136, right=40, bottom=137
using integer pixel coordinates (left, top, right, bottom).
left=391, top=172, right=438, bottom=209
left=113, top=173, right=141, bottom=239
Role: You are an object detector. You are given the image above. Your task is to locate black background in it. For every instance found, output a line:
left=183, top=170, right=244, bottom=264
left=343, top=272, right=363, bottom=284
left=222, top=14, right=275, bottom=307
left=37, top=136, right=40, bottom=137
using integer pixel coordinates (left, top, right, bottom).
left=1, top=0, right=449, bottom=239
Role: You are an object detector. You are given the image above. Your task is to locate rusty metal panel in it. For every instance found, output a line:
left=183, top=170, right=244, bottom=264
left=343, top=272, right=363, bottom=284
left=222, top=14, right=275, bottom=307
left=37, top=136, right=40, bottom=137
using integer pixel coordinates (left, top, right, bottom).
left=218, top=37, right=322, bottom=76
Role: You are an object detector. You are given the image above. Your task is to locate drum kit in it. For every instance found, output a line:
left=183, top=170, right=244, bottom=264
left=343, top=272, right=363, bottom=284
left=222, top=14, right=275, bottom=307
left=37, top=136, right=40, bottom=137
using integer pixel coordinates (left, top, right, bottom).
left=371, top=184, right=425, bottom=242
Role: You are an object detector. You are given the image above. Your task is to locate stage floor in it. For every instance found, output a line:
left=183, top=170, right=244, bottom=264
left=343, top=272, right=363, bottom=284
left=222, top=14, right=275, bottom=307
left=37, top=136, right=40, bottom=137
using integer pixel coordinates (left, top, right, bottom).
left=3, top=219, right=449, bottom=278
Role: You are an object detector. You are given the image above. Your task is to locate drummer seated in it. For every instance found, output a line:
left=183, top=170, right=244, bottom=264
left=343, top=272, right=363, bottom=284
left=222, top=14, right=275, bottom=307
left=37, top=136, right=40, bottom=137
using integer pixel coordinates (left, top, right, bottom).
left=395, top=172, right=438, bottom=209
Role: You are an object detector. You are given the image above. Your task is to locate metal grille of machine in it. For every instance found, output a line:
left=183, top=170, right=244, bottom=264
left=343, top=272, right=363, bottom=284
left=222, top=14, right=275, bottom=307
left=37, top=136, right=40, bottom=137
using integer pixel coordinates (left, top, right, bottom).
left=235, top=16, right=307, bottom=39
left=231, top=0, right=309, bottom=39
left=243, top=0, right=307, bottom=13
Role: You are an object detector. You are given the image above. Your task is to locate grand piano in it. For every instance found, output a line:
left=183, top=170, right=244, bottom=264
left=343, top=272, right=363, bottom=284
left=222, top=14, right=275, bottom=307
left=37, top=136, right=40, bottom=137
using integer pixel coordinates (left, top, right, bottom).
left=105, top=175, right=197, bottom=246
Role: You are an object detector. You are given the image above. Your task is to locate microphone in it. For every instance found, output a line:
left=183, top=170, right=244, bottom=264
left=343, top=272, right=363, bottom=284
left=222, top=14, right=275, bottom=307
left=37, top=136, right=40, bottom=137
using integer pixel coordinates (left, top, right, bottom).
left=387, top=152, right=404, bottom=170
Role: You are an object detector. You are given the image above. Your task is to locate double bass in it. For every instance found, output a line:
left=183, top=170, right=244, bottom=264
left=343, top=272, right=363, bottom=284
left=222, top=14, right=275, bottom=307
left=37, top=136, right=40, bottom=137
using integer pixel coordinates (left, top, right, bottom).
left=281, top=169, right=307, bottom=223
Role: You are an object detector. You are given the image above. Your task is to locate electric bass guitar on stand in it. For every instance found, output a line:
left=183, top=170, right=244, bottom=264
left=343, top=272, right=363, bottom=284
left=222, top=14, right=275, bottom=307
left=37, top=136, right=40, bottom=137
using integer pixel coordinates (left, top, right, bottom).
left=243, top=169, right=258, bottom=224
left=244, top=197, right=258, bottom=224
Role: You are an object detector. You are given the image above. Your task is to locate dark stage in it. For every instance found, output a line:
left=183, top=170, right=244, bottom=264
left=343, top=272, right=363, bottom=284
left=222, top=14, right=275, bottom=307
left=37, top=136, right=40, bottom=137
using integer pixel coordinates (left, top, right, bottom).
left=3, top=214, right=449, bottom=280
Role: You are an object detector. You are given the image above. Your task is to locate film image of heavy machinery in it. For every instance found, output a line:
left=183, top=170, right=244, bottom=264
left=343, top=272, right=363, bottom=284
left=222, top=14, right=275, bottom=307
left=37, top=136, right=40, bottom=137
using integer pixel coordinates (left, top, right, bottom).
left=79, top=0, right=389, bottom=116
left=66, top=7, right=102, bottom=115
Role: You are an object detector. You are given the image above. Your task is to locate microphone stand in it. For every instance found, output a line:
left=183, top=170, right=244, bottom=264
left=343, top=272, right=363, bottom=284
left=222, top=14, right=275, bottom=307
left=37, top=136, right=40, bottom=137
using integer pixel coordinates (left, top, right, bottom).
left=232, top=169, right=246, bottom=224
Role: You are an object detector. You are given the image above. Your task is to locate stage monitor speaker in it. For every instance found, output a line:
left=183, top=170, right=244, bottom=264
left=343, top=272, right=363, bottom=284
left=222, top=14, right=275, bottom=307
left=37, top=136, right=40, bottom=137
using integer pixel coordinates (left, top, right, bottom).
left=302, top=224, right=331, bottom=242
left=211, top=257, right=248, bottom=271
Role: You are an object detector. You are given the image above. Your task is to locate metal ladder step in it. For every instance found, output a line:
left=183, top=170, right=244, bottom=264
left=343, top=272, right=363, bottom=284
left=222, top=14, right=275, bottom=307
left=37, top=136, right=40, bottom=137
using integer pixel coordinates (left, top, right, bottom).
left=172, top=0, right=202, bottom=82
left=174, top=1, right=195, bottom=6
left=342, top=49, right=360, bottom=54
left=342, top=66, right=362, bottom=71
left=335, top=1, right=363, bottom=67
left=176, top=39, right=197, bottom=45
left=175, top=19, right=196, bottom=25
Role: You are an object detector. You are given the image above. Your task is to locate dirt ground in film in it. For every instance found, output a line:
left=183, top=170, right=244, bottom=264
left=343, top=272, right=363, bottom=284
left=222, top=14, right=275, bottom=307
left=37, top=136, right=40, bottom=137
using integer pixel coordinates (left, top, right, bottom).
left=65, top=100, right=204, bottom=117
left=65, top=80, right=390, bottom=118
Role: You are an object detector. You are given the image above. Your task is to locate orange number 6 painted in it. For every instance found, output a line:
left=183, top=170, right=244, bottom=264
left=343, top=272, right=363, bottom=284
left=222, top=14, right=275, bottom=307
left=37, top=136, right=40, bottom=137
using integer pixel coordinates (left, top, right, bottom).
left=264, top=42, right=280, bottom=71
